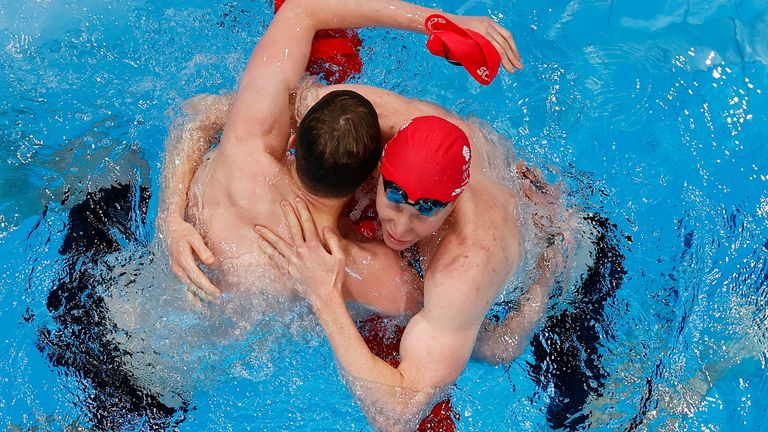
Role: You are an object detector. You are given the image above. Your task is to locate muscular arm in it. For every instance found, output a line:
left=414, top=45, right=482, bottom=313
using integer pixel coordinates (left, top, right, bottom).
left=220, top=0, right=438, bottom=161
left=473, top=249, right=559, bottom=364
left=311, top=244, right=510, bottom=430
left=227, top=0, right=520, bottom=159
left=257, top=199, right=513, bottom=430
left=471, top=165, right=568, bottom=363
left=156, top=94, right=232, bottom=296
left=158, top=94, right=231, bottom=226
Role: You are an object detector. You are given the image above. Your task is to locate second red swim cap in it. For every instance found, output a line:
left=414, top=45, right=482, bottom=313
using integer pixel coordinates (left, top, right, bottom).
left=381, top=116, right=471, bottom=203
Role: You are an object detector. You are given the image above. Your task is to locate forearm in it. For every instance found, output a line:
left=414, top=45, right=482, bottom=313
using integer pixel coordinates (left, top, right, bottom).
left=505, top=273, right=552, bottom=337
left=294, top=0, right=445, bottom=34
left=158, top=95, right=232, bottom=225
left=256, top=0, right=443, bottom=92
left=343, top=372, right=440, bottom=432
left=473, top=269, right=553, bottom=364
left=314, top=292, right=406, bottom=386
left=313, top=292, right=438, bottom=431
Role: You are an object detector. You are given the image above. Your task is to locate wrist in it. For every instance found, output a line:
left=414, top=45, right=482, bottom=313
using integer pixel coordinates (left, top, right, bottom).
left=309, top=284, right=345, bottom=315
left=157, top=210, right=185, bottom=231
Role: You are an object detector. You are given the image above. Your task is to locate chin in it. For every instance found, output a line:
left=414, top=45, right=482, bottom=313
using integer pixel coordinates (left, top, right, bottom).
left=384, top=235, right=412, bottom=251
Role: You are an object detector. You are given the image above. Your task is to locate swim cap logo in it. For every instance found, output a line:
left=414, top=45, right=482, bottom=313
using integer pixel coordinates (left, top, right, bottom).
left=477, top=67, right=490, bottom=82
left=462, top=145, right=470, bottom=161
left=426, top=16, right=446, bottom=30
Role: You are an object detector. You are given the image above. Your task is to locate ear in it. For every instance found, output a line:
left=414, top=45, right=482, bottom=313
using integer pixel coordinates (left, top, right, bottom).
left=287, top=134, right=297, bottom=156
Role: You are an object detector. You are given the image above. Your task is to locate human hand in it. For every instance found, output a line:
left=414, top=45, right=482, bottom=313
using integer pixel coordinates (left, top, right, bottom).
left=161, top=216, right=221, bottom=301
left=254, top=198, right=346, bottom=307
left=516, top=162, right=561, bottom=205
left=516, top=162, right=573, bottom=245
left=450, top=15, right=523, bottom=72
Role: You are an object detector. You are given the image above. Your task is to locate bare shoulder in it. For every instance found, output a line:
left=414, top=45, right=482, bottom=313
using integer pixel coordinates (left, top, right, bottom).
left=421, top=234, right=496, bottom=320
left=204, top=139, right=291, bottom=215
left=342, top=238, right=423, bottom=316
left=428, top=230, right=503, bottom=286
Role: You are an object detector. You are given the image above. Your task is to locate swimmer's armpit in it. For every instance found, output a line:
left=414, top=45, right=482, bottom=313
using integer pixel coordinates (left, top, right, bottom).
left=342, top=371, right=445, bottom=432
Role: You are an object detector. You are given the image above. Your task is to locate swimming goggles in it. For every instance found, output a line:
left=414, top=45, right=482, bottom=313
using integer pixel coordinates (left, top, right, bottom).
left=383, top=178, right=448, bottom=217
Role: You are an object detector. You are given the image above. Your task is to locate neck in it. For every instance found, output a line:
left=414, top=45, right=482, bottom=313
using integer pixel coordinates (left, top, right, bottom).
left=290, top=167, right=348, bottom=230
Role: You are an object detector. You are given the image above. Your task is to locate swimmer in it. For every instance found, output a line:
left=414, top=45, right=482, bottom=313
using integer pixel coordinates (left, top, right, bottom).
left=159, top=1, right=564, bottom=429
left=159, top=0, right=560, bottom=429
left=157, top=0, right=519, bottom=316
left=255, top=86, right=568, bottom=429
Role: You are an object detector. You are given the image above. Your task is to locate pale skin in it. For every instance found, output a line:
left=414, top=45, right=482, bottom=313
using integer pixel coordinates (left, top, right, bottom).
left=165, top=89, right=562, bottom=428
left=256, top=84, right=566, bottom=428
left=157, top=3, right=521, bottom=307
left=157, top=0, right=542, bottom=428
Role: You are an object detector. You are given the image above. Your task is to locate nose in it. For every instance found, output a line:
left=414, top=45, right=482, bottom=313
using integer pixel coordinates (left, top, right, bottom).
left=389, top=214, right=411, bottom=238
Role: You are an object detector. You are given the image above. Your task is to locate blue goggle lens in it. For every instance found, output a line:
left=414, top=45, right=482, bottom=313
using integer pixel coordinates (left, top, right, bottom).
left=414, top=203, right=441, bottom=217
left=386, top=188, right=407, bottom=205
left=383, top=179, right=447, bottom=217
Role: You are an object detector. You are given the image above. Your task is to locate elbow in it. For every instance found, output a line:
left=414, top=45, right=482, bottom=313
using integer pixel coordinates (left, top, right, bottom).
left=474, top=345, right=524, bottom=365
left=276, top=0, right=331, bottom=31
left=472, top=329, right=525, bottom=365
left=490, top=346, right=524, bottom=365
left=182, top=94, right=224, bottom=117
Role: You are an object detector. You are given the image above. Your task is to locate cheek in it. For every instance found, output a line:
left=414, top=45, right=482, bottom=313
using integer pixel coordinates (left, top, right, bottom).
left=376, top=202, right=392, bottom=221
left=408, top=219, right=432, bottom=237
left=415, top=215, right=446, bottom=236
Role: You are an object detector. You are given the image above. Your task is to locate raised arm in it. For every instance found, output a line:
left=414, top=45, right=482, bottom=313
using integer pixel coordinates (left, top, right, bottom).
left=220, top=0, right=449, bottom=160
left=157, top=94, right=231, bottom=298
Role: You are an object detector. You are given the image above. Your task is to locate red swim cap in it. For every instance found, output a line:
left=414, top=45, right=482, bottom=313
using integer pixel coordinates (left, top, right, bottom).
left=424, top=14, right=502, bottom=86
left=381, top=116, right=471, bottom=203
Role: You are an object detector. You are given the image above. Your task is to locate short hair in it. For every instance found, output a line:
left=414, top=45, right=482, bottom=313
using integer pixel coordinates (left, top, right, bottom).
left=295, top=90, right=381, bottom=198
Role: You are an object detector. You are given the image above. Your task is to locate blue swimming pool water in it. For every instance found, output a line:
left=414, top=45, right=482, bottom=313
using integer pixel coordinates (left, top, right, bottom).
left=1, top=0, right=767, bottom=430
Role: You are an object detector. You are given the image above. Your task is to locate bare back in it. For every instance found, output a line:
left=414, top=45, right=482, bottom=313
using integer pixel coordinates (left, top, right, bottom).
left=188, top=147, right=423, bottom=315
left=187, top=148, right=299, bottom=296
